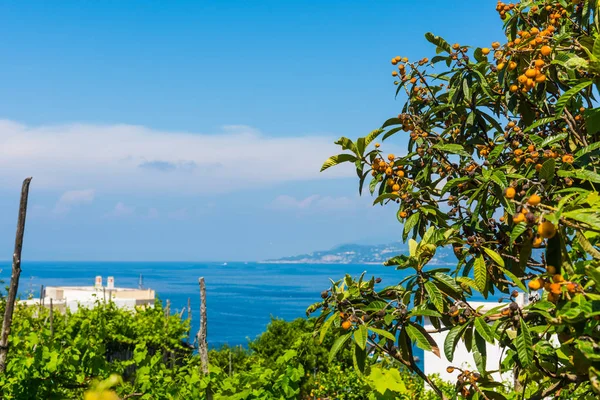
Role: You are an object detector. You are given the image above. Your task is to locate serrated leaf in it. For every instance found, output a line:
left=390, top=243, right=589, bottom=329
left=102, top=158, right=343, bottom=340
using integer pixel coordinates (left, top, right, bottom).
left=541, top=132, right=568, bottom=148
left=321, top=154, right=357, bottom=172
left=523, top=116, right=561, bottom=133
left=515, top=318, right=533, bottom=367
left=432, top=143, right=471, bottom=157
left=353, top=324, right=368, bottom=350
left=424, top=281, right=444, bottom=313
left=403, top=213, right=420, bottom=237
left=319, top=312, right=338, bottom=344
left=424, top=32, right=452, bottom=53
left=444, top=324, right=467, bottom=362
left=482, top=247, right=505, bottom=268
left=433, top=273, right=462, bottom=294
left=539, top=158, right=555, bottom=182
left=555, top=80, right=593, bottom=115
left=474, top=317, right=495, bottom=344
left=474, top=255, right=487, bottom=293
left=510, top=223, right=528, bottom=243
left=329, top=332, right=352, bottom=363
left=405, top=324, right=432, bottom=352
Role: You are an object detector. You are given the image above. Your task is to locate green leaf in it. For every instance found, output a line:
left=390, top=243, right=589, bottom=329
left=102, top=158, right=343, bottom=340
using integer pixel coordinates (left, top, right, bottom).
left=403, top=213, right=420, bottom=238
left=405, top=324, right=432, bottom=352
left=577, top=231, right=600, bottom=260
left=510, top=223, right=528, bottom=243
left=444, top=324, right=467, bottom=362
left=363, top=128, right=384, bottom=148
left=433, top=273, right=462, bottom=294
left=424, top=281, right=444, bottom=313
left=353, top=341, right=367, bottom=374
left=497, top=266, right=528, bottom=292
left=432, top=143, right=471, bottom=157
left=540, top=132, right=568, bottom=148
left=368, top=327, right=397, bottom=342
left=539, top=158, right=556, bottom=182
left=329, top=332, right=352, bottom=363
left=319, top=312, right=338, bottom=344
left=555, top=80, right=593, bottom=115
left=482, top=247, right=505, bottom=268
left=558, top=169, right=600, bottom=184
left=474, top=317, right=495, bottom=344
left=523, top=116, right=561, bottom=133
left=474, top=255, right=487, bottom=294
left=353, top=324, right=368, bottom=350
left=335, top=136, right=357, bottom=152
left=321, top=154, right=357, bottom=172
left=424, top=32, right=452, bottom=53
left=515, top=318, right=533, bottom=367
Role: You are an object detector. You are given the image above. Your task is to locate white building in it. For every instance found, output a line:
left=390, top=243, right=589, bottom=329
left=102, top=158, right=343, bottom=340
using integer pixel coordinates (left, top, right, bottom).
left=423, top=293, right=528, bottom=383
left=21, top=276, right=155, bottom=311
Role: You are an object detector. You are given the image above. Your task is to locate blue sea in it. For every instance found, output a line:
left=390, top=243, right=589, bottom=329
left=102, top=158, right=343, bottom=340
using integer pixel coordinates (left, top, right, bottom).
left=3, top=261, right=416, bottom=347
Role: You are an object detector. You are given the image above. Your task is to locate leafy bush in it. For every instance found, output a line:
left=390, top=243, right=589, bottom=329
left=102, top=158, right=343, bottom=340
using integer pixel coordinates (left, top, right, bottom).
left=313, top=0, right=600, bottom=399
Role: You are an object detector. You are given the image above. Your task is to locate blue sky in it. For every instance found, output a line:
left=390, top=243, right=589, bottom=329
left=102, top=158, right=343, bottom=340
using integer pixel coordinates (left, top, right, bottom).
left=0, top=1, right=503, bottom=261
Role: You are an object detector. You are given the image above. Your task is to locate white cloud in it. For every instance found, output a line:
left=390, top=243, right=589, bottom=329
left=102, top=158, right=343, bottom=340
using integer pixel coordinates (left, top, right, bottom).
left=270, top=194, right=357, bottom=211
left=54, top=189, right=95, bottom=214
left=106, top=202, right=135, bottom=217
left=0, top=120, right=355, bottom=194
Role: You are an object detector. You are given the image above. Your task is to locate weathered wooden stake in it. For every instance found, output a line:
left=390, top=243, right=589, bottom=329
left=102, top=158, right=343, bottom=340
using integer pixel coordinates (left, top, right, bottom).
left=0, top=177, right=32, bottom=373
left=197, top=277, right=211, bottom=399
left=198, top=278, right=208, bottom=374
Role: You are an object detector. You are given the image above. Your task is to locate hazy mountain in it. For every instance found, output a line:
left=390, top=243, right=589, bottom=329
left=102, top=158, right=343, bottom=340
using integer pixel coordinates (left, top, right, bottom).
left=264, top=242, right=455, bottom=265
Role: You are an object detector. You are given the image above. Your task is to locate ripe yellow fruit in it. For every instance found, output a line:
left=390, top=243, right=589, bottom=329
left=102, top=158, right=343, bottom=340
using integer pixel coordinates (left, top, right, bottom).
left=482, top=48, right=490, bottom=55
left=552, top=274, right=565, bottom=283
left=547, top=292, right=559, bottom=303
left=548, top=283, right=562, bottom=295
left=497, top=62, right=505, bottom=70
left=525, top=69, right=538, bottom=78
left=534, top=59, right=545, bottom=68
left=452, top=43, right=460, bottom=50
left=540, top=45, right=552, bottom=56
left=375, top=143, right=380, bottom=148
left=533, top=236, right=543, bottom=248
left=392, top=58, right=398, bottom=65
left=518, top=75, right=528, bottom=84
left=392, top=184, right=400, bottom=191
left=535, top=74, right=547, bottom=83
left=392, top=71, right=398, bottom=76
left=492, top=42, right=501, bottom=49
left=528, top=194, right=541, bottom=206
left=508, top=61, right=517, bottom=70
left=566, top=282, right=578, bottom=294
left=505, top=187, right=516, bottom=199
left=510, top=85, right=518, bottom=92
left=538, top=221, right=557, bottom=239
left=513, top=213, right=525, bottom=223
left=341, top=320, right=352, bottom=330
left=397, top=170, right=405, bottom=178
left=546, top=265, right=557, bottom=275
left=399, top=211, right=407, bottom=219
left=388, top=154, right=395, bottom=161
left=528, top=278, right=544, bottom=291
left=535, top=163, right=543, bottom=172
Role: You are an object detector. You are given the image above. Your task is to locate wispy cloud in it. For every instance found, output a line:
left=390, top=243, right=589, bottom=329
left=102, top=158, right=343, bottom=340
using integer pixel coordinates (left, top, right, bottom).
left=54, top=189, right=95, bottom=214
left=270, top=195, right=357, bottom=211
left=0, top=120, right=354, bottom=194
left=106, top=202, right=135, bottom=217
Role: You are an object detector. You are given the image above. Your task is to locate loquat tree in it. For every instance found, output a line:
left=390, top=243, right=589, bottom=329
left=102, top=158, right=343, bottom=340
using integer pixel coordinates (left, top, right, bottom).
left=310, top=1, right=600, bottom=399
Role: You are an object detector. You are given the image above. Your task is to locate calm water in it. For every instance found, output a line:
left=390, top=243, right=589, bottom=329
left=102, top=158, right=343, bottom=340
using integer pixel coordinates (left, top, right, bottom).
left=2, top=261, right=414, bottom=347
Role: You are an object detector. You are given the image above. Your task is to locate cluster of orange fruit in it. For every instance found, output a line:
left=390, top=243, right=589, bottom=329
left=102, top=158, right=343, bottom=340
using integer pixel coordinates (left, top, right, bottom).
left=339, top=312, right=353, bottom=330
left=503, top=129, right=575, bottom=168
left=528, top=265, right=579, bottom=302
left=503, top=190, right=557, bottom=247
left=371, top=153, right=408, bottom=194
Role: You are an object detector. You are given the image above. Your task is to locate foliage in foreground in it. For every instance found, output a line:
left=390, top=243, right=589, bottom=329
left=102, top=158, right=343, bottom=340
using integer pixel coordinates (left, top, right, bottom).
left=314, top=1, right=600, bottom=399
left=0, top=298, right=453, bottom=399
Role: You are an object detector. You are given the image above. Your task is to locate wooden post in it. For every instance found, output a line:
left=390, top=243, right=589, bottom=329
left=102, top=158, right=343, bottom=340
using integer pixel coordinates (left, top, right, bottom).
left=197, top=277, right=210, bottom=398
left=0, top=177, right=32, bottom=373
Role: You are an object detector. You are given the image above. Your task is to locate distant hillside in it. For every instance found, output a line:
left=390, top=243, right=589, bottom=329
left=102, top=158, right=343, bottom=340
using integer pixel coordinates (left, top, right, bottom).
left=264, top=242, right=455, bottom=265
